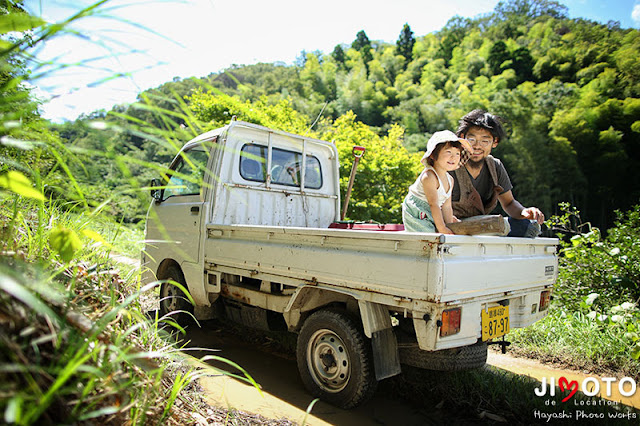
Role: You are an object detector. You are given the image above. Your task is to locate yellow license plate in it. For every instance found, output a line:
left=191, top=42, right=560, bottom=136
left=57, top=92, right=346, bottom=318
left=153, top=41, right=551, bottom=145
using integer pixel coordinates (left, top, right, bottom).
left=481, top=306, right=510, bottom=341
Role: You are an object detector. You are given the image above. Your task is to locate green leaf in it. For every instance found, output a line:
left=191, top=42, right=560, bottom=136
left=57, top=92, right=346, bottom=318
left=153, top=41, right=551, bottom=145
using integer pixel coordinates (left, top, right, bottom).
left=49, top=227, right=83, bottom=262
left=570, top=234, right=583, bottom=247
left=631, top=344, right=640, bottom=360
left=0, top=13, right=46, bottom=34
left=0, top=171, right=44, bottom=201
left=81, top=229, right=106, bottom=243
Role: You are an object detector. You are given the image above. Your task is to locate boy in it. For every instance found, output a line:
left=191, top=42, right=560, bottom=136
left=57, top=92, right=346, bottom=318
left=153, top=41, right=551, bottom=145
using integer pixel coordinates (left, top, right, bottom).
left=450, top=109, right=544, bottom=237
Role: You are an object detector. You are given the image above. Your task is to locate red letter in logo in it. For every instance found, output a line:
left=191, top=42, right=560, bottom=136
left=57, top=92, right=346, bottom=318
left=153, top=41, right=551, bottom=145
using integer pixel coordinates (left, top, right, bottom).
left=559, top=377, right=578, bottom=402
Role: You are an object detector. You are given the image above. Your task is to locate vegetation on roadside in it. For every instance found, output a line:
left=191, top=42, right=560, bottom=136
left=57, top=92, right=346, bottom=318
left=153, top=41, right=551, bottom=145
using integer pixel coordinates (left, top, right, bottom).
left=0, top=2, right=262, bottom=425
left=508, top=203, right=640, bottom=378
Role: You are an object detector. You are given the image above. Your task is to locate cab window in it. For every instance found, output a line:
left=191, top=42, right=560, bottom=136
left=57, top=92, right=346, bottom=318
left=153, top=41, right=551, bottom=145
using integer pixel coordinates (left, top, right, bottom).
left=163, top=149, right=209, bottom=198
left=240, top=144, right=322, bottom=189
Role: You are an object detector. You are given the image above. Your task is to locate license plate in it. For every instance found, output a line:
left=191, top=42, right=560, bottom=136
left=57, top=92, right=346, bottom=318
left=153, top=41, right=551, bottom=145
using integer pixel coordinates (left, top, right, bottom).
left=481, top=306, right=510, bottom=341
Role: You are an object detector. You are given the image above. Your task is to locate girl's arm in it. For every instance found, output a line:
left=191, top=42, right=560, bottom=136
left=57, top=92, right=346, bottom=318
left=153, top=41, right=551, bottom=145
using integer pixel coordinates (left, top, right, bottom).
left=441, top=197, right=456, bottom=225
left=421, top=171, right=454, bottom=234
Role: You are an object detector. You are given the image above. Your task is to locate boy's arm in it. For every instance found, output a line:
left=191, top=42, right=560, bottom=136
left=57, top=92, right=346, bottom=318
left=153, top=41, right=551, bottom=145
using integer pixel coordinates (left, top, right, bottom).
left=421, top=172, right=454, bottom=234
left=498, top=190, right=545, bottom=224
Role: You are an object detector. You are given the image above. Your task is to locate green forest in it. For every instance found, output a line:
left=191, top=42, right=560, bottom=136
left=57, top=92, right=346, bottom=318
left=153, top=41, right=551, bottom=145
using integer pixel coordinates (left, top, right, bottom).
left=42, top=0, right=640, bottom=232
left=1, top=0, right=640, bottom=423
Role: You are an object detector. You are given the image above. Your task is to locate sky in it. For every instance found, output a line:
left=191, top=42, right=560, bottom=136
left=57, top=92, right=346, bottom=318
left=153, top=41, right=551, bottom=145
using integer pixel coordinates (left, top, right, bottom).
left=21, top=0, right=640, bottom=122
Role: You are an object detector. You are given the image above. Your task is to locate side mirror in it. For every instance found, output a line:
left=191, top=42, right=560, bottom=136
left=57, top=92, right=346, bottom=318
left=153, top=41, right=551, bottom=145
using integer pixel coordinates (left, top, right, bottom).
left=150, top=178, right=162, bottom=202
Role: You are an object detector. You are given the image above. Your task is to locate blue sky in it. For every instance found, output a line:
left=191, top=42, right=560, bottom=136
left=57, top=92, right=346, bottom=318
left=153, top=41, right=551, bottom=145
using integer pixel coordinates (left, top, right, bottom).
left=22, top=0, right=640, bottom=122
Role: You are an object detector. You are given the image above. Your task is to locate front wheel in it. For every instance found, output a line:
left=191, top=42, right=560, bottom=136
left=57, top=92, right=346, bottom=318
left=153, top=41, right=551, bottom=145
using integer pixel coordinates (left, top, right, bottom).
left=296, top=310, right=377, bottom=408
left=158, top=264, right=193, bottom=325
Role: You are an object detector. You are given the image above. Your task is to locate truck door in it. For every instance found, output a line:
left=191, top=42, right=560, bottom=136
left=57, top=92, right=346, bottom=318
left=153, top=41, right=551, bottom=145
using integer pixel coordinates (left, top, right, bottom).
left=149, top=146, right=209, bottom=266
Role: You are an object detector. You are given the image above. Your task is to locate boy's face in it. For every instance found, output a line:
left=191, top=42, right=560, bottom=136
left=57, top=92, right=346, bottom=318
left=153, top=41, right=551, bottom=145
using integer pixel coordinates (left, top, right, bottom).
left=462, top=126, right=498, bottom=165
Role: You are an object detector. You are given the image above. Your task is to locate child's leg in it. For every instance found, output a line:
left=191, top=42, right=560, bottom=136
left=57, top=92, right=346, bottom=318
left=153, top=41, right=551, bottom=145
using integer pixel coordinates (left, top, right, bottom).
left=402, top=195, right=436, bottom=233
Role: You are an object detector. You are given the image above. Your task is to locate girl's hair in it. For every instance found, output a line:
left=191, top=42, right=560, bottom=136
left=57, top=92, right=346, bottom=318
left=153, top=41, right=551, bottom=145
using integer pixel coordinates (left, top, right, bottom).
left=427, top=141, right=463, bottom=166
left=456, top=109, right=506, bottom=143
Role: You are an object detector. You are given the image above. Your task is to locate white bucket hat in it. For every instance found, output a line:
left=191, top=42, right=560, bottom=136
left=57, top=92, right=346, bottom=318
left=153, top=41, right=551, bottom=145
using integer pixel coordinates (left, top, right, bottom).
left=420, top=130, right=472, bottom=167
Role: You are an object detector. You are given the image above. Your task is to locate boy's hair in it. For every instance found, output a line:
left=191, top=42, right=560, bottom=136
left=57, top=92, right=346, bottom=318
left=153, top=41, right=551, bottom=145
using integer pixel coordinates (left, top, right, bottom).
left=456, top=109, right=506, bottom=143
left=427, top=140, right=463, bottom=166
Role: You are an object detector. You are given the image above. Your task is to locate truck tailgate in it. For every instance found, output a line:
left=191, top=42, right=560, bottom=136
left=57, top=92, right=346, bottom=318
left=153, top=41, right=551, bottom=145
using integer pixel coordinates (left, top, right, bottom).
left=436, top=234, right=557, bottom=303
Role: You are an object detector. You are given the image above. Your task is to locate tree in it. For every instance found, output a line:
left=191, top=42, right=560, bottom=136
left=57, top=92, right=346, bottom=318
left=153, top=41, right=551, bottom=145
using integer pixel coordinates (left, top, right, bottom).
left=320, top=111, right=421, bottom=222
left=396, top=23, right=415, bottom=67
left=494, top=0, right=568, bottom=23
left=352, top=30, right=371, bottom=52
left=488, top=41, right=510, bottom=75
left=435, top=16, right=471, bottom=65
left=352, top=30, right=373, bottom=72
left=332, top=44, right=346, bottom=69
left=186, top=90, right=309, bottom=135
left=511, top=47, right=534, bottom=82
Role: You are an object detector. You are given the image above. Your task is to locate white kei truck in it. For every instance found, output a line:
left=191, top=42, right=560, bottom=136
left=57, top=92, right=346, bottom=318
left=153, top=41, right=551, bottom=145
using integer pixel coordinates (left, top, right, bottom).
left=141, top=119, right=558, bottom=408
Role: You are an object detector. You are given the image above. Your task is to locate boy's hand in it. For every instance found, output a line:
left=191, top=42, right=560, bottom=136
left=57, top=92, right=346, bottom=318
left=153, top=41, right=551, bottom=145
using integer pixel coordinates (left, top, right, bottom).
left=522, top=207, right=545, bottom=224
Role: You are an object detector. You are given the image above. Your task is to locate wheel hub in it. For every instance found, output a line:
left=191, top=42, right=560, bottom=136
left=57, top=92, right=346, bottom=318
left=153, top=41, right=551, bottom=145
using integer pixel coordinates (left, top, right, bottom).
left=307, top=329, right=350, bottom=393
left=161, top=283, right=179, bottom=312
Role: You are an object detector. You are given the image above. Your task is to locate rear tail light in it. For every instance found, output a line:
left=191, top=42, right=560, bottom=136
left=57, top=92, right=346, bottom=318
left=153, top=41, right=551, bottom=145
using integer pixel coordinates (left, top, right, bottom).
left=539, top=290, right=551, bottom=311
left=440, top=308, right=461, bottom=337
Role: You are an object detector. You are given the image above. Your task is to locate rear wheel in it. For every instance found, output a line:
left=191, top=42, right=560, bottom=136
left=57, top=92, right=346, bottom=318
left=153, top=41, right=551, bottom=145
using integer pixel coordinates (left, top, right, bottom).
left=399, top=340, right=487, bottom=371
left=296, top=310, right=377, bottom=408
left=158, top=264, right=193, bottom=325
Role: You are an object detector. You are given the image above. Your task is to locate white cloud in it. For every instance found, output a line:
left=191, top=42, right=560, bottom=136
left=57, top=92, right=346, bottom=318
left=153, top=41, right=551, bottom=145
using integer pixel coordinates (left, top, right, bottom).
left=633, top=4, right=640, bottom=25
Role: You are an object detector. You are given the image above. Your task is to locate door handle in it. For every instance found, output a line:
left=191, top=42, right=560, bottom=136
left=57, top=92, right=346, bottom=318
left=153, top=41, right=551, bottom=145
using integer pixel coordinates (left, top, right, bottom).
left=190, top=206, right=200, bottom=214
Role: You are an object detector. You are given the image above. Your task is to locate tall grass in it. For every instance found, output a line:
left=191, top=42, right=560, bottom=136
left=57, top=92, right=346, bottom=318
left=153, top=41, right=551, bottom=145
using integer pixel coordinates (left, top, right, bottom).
left=0, top=2, right=260, bottom=424
left=508, top=301, right=640, bottom=380
left=0, top=196, right=207, bottom=424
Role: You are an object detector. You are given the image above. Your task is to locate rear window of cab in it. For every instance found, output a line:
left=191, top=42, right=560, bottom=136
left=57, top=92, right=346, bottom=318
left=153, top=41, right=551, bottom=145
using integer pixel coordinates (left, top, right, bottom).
left=239, top=144, right=322, bottom=190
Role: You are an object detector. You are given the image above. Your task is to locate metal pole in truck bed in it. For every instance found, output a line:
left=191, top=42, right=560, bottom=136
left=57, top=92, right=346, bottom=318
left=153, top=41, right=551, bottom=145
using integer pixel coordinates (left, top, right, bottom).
left=341, top=146, right=366, bottom=221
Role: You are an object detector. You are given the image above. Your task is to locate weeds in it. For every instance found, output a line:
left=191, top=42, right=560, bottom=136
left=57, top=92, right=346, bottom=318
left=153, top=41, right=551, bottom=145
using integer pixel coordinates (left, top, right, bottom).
left=507, top=203, right=640, bottom=379
left=508, top=295, right=640, bottom=378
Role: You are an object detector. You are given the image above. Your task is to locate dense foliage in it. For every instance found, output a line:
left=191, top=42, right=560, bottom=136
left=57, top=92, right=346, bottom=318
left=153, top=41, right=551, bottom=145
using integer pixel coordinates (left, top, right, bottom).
left=46, top=0, right=640, bottom=231
left=1, top=3, right=255, bottom=424
left=549, top=203, right=640, bottom=308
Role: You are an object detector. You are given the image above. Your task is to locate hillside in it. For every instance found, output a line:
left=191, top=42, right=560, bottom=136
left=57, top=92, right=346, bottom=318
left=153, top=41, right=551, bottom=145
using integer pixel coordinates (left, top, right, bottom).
left=49, top=0, right=640, bottom=232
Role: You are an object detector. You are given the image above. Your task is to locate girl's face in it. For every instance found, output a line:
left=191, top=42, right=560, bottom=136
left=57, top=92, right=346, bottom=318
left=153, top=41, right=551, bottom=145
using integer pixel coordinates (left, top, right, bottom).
left=432, top=142, right=462, bottom=171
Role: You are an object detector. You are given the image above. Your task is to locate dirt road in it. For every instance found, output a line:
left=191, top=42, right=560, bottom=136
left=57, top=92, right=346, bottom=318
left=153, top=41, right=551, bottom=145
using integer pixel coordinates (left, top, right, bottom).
left=183, top=320, right=639, bottom=425
left=185, top=321, right=451, bottom=425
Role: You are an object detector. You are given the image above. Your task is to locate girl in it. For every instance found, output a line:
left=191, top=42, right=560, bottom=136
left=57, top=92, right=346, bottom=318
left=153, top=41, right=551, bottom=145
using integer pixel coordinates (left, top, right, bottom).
left=402, top=130, right=471, bottom=234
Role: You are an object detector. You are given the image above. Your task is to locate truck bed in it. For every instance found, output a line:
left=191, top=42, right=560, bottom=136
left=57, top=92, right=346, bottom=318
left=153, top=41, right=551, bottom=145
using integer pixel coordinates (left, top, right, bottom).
left=205, top=224, right=558, bottom=304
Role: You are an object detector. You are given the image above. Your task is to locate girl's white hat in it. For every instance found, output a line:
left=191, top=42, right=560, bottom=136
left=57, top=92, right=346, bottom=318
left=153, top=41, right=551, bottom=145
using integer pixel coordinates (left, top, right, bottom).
left=420, top=130, right=472, bottom=167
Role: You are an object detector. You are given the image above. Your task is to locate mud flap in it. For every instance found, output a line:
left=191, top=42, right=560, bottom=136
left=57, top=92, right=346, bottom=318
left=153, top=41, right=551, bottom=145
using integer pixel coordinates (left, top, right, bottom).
left=372, top=328, right=402, bottom=380
left=359, top=300, right=401, bottom=381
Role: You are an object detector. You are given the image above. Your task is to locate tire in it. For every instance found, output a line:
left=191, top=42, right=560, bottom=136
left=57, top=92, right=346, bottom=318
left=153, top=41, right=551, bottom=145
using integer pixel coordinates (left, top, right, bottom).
left=399, top=341, right=487, bottom=371
left=296, top=310, right=377, bottom=409
left=158, top=264, right=193, bottom=325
